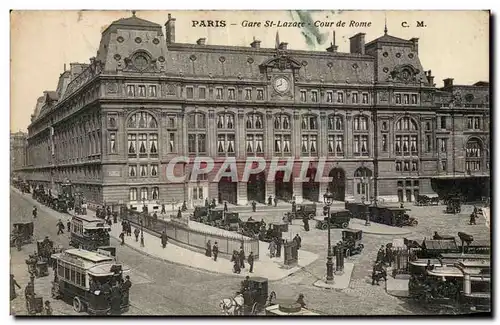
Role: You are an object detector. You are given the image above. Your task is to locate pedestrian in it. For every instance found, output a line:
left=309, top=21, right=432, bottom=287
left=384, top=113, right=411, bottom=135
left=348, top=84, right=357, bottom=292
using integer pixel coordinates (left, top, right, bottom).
left=294, top=234, right=302, bottom=250
left=252, top=201, right=257, bottom=212
left=134, top=227, right=140, bottom=242
left=269, top=240, right=277, bottom=258
left=10, top=274, right=21, bottom=300
left=302, top=216, right=310, bottom=232
left=122, top=275, right=132, bottom=302
left=44, top=300, right=53, bottom=315
left=224, top=201, right=228, bottom=212
left=126, top=221, right=132, bottom=236
left=212, top=198, right=217, bottom=209
left=205, top=198, right=209, bottom=208
left=267, top=196, right=272, bottom=206
left=32, top=206, right=37, bottom=218
left=177, top=207, right=182, bottom=219
left=107, top=206, right=112, bottom=218
left=182, top=201, right=188, bottom=211
left=385, top=245, right=394, bottom=267
left=231, top=251, right=241, bottom=274
left=239, top=246, right=246, bottom=269
left=296, top=294, right=306, bottom=308
left=121, top=220, right=127, bottom=233
left=56, top=220, right=64, bottom=235
left=275, top=238, right=282, bottom=258
left=213, top=241, right=219, bottom=261
left=205, top=240, right=212, bottom=257
left=82, top=202, right=87, bottom=215
left=161, top=203, right=166, bottom=215
left=152, top=211, right=158, bottom=225
left=469, top=213, right=477, bottom=225
left=273, top=196, right=278, bottom=207
left=248, top=252, right=255, bottom=273
left=113, top=211, right=118, bottom=224
left=161, top=230, right=168, bottom=248
left=66, top=220, right=71, bottom=232
left=119, top=231, right=125, bottom=245
left=376, top=246, right=385, bottom=264
left=106, top=217, right=112, bottom=227
left=109, top=282, right=122, bottom=315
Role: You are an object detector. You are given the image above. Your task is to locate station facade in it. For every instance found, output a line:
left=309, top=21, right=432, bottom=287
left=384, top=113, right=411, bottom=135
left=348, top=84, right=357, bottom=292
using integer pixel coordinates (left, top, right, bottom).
left=20, top=13, right=490, bottom=209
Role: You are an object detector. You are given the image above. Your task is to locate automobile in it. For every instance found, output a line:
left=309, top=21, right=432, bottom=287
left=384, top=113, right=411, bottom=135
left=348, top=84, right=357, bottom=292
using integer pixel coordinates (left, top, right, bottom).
left=217, top=212, right=241, bottom=231
left=340, top=229, right=364, bottom=256
left=192, top=206, right=209, bottom=220
left=314, top=209, right=352, bottom=230
left=239, top=220, right=263, bottom=238
left=11, top=222, right=34, bottom=247
left=293, top=203, right=317, bottom=220
left=260, top=223, right=288, bottom=242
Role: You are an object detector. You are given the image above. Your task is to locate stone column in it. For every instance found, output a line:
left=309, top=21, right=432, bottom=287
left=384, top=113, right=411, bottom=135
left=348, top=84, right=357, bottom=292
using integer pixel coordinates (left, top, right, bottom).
left=237, top=182, right=248, bottom=205
left=293, top=112, right=301, bottom=158
left=293, top=182, right=303, bottom=204
left=265, top=110, right=273, bottom=159
left=319, top=112, right=327, bottom=156
left=180, top=111, right=187, bottom=156
left=208, top=109, right=216, bottom=157
left=346, top=112, right=352, bottom=158
left=237, top=109, right=245, bottom=159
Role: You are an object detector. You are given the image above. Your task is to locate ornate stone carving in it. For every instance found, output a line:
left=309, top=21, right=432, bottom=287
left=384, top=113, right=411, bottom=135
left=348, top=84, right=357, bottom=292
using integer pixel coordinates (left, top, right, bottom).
left=106, top=82, right=117, bottom=94
left=167, top=83, right=176, bottom=96
left=380, top=91, right=389, bottom=101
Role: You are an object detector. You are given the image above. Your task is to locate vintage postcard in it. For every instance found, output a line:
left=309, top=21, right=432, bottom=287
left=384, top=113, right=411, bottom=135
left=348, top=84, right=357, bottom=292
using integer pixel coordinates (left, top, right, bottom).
left=10, top=10, right=490, bottom=316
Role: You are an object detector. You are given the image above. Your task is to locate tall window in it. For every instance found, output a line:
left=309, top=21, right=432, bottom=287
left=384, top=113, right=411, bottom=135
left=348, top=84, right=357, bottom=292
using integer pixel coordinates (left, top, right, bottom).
left=439, top=138, right=447, bottom=153
left=246, top=113, right=264, bottom=156
left=109, top=133, right=116, bottom=154
left=326, top=92, right=333, bottom=103
left=127, top=112, right=159, bottom=159
left=274, top=114, right=291, bottom=130
left=198, top=87, right=206, bottom=99
left=216, top=88, right=223, bottom=100
left=228, top=88, right=235, bottom=100
left=395, top=117, right=418, bottom=156
left=129, top=188, right=138, bottom=201
left=467, top=117, right=481, bottom=130
left=166, top=114, right=177, bottom=154
left=186, top=87, right=194, bottom=99
left=352, top=93, right=359, bottom=104
left=466, top=138, right=483, bottom=172
left=126, top=85, right=135, bottom=97
left=274, top=114, right=291, bottom=156
left=140, top=187, right=148, bottom=201
left=151, top=164, right=158, bottom=177
left=440, top=116, right=447, bottom=129
left=353, top=116, right=368, bottom=131
left=138, top=134, right=147, bottom=156
left=149, top=85, right=157, bottom=97
left=300, top=90, right=307, bottom=102
left=395, top=94, right=402, bottom=104
left=327, top=115, right=344, bottom=157
left=217, top=113, right=235, bottom=130
left=311, top=91, right=318, bottom=103
left=128, top=134, right=137, bottom=156
left=217, top=113, right=236, bottom=156
left=128, top=165, right=137, bottom=177
left=152, top=187, right=159, bottom=200
left=187, top=113, right=207, bottom=154
left=337, top=92, right=344, bottom=103
left=138, top=85, right=146, bottom=97
left=382, top=134, right=387, bottom=152
left=256, top=89, right=264, bottom=100
left=301, top=115, right=318, bottom=156
left=362, top=93, right=369, bottom=104
left=426, top=135, right=432, bottom=152
left=353, top=135, right=369, bottom=155
left=245, top=89, right=252, bottom=100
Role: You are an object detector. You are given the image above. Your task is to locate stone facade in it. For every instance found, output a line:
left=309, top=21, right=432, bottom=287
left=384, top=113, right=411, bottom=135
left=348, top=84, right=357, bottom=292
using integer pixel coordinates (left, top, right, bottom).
left=20, top=13, right=490, bottom=209
left=11, top=131, right=27, bottom=173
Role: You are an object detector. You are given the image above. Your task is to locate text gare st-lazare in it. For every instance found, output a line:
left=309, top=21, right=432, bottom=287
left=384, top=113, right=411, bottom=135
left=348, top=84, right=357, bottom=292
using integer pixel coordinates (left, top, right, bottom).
left=190, top=20, right=372, bottom=28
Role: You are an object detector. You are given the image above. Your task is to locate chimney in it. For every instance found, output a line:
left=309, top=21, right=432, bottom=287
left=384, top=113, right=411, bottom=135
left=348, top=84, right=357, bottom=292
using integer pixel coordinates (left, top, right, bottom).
left=196, top=38, right=206, bottom=45
left=443, top=78, right=454, bottom=88
left=165, top=13, right=176, bottom=44
left=349, top=33, right=366, bottom=55
left=278, top=42, right=288, bottom=50
left=426, top=70, right=434, bottom=86
left=250, top=39, right=261, bottom=49
left=410, top=37, right=419, bottom=54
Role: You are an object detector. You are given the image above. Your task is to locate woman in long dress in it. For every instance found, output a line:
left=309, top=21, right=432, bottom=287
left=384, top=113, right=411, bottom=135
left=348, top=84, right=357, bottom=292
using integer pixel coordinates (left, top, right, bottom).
left=269, top=241, right=277, bottom=258
left=205, top=240, right=212, bottom=257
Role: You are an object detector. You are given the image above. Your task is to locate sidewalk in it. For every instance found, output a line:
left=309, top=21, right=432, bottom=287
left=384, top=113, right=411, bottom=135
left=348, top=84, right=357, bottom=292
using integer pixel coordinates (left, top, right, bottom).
left=481, top=208, right=490, bottom=229
left=385, top=268, right=410, bottom=298
left=349, top=218, right=413, bottom=236
left=10, top=187, right=319, bottom=281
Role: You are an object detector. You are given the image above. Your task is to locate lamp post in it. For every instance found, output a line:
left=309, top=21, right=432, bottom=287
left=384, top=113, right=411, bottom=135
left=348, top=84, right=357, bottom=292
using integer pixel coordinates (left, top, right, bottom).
left=362, top=195, right=370, bottom=226
left=323, top=190, right=335, bottom=283
left=140, top=219, right=145, bottom=247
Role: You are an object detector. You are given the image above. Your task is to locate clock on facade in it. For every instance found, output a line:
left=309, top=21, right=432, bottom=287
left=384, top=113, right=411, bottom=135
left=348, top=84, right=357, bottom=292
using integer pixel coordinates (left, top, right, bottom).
left=274, top=77, right=290, bottom=93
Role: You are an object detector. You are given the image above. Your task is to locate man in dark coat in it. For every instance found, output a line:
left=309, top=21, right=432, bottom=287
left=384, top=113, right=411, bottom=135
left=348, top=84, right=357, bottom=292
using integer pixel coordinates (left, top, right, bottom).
left=126, top=221, right=132, bottom=236
left=273, top=196, right=278, bottom=207
left=211, top=198, right=217, bottom=209
left=385, top=245, right=394, bottom=267
left=161, top=203, right=166, bottom=215
left=56, top=219, right=64, bottom=235
left=181, top=201, right=188, bottom=211
left=248, top=252, right=255, bottom=273
left=161, top=231, right=168, bottom=248
left=239, top=246, right=246, bottom=269
left=32, top=206, right=37, bottom=218
left=292, top=201, right=296, bottom=214
left=152, top=212, right=158, bottom=225
left=66, top=220, right=71, bottom=232
left=177, top=208, right=182, bottom=219
left=109, top=282, right=122, bottom=315
left=121, top=220, right=127, bottom=233
left=231, top=251, right=241, bottom=274
left=302, top=215, right=310, bottom=232
left=294, top=234, right=302, bottom=250
left=119, top=232, right=125, bottom=245
left=205, top=240, right=212, bottom=257
left=205, top=198, right=209, bottom=208
left=224, top=201, right=228, bottom=212
left=121, top=275, right=132, bottom=303
left=107, top=206, right=112, bottom=218
left=275, top=238, right=282, bottom=258
left=213, top=242, right=219, bottom=261
left=296, top=294, right=306, bottom=308
left=267, top=196, right=273, bottom=206
left=376, top=246, right=385, bottom=264
left=134, top=228, right=140, bottom=242
left=252, top=201, right=257, bottom=212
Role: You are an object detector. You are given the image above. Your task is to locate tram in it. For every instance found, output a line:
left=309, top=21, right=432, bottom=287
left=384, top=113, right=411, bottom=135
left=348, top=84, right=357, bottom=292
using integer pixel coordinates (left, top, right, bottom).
left=51, top=248, right=130, bottom=315
left=69, top=215, right=111, bottom=251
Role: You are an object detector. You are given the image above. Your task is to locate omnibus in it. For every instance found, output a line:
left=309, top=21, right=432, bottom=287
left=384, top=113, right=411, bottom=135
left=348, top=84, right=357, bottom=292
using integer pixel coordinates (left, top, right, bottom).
left=51, top=248, right=130, bottom=314
left=70, top=215, right=111, bottom=251
left=408, top=259, right=490, bottom=312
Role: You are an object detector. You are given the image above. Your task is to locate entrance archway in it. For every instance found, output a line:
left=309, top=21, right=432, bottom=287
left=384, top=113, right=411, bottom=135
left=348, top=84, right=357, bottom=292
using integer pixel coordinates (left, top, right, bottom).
left=303, top=168, right=320, bottom=202
left=218, top=177, right=237, bottom=204
left=329, top=168, right=346, bottom=201
left=353, top=167, right=373, bottom=201
left=247, top=171, right=266, bottom=203
left=275, top=171, right=293, bottom=202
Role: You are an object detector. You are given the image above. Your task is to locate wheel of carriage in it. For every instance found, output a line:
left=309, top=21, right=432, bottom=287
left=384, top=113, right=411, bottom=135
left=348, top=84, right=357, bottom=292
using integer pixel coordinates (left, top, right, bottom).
left=411, top=219, right=418, bottom=226
left=251, top=302, right=259, bottom=315
left=341, top=222, right=349, bottom=229
left=73, top=296, right=84, bottom=313
left=308, top=213, right=315, bottom=220
left=358, top=243, right=364, bottom=251
left=321, top=222, right=328, bottom=230
left=224, top=225, right=230, bottom=231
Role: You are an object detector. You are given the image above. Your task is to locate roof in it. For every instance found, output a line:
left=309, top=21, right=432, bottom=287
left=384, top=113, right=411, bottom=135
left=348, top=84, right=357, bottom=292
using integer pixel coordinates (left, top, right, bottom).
left=73, top=215, right=104, bottom=223
left=343, top=228, right=362, bottom=233
left=423, top=239, right=458, bottom=251
left=88, top=263, right=131, bottom=276
left=469, top=240, right=491, bottom=247
left=427, top=266, right=464, bottom=278
left=365, top=34, right=412, bottom=47
left=103, top=14, right=162, bottom=34
left=45, top=91, right=59, bottom=101
left=65, top=248, right=114, bottom=264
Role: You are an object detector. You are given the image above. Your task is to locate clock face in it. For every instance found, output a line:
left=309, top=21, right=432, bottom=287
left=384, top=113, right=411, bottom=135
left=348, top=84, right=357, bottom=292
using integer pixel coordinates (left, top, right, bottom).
left=274, top=77, right=290, bottom=93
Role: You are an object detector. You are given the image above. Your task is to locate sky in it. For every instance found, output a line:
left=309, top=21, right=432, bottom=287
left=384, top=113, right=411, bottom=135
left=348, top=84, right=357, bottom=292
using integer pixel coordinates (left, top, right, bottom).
left=10, top=10, right=489, bottom=132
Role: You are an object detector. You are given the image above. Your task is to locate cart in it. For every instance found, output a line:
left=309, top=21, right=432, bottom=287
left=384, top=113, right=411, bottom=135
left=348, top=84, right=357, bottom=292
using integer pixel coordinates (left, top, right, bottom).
left=11, top=222, right=34, bottom=247
left=242, top=277, right=276, bottom=315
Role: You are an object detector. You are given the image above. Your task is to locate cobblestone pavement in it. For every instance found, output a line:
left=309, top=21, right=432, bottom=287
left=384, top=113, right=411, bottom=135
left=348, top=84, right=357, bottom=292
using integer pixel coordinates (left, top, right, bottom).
left=10, top=189, right=489, bottom=316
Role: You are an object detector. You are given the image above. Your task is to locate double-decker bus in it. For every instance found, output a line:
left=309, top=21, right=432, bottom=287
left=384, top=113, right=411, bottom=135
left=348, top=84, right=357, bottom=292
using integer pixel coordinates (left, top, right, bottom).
left=70, top=215, right=111, bottom=251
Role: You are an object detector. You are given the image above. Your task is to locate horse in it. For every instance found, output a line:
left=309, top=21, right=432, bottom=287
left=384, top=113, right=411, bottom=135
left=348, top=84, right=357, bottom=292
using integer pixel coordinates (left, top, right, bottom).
left=219, top=294, right=244, bottom=315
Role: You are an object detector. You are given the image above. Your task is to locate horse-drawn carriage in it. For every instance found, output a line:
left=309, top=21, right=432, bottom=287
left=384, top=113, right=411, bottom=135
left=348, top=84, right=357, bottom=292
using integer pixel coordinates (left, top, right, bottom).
left=220, top=277, right=276, bottom=315
left=11, top=222, right=34, bottom=248
left=314, top=209, right=352, bottom=230
left=415, top=195, right=440, bottom=206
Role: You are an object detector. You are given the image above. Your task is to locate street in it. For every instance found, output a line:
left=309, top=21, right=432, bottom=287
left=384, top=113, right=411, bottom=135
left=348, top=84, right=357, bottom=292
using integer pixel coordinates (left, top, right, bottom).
left=10, top=188, right=489, bottom=315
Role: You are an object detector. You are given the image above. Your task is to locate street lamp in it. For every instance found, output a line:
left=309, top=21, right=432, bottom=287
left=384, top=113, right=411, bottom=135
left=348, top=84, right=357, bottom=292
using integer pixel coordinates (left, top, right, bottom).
left=362, top=195, right=370, bottom=226
left=323, top=190, right=335, bottom=283
left=140, top=219, right=145, bottom=247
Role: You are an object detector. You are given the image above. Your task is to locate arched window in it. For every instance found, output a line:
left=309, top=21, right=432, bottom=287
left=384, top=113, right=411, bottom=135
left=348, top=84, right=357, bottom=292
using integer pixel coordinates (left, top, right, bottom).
left=216, top=112, right=236, bottom=156
left=217, top=113, right=235, bottom=129
left=353, top=115, right=368, bottom=131
left=152, top=187, right=159, bottom=200
left=246, top=113, right=264, bottom=156
left=140, top=187, right=148, bottom=201
left=127, top=111, right=159, bottom=158
left=301, top=115, right=318, bottom=156
left=394, top=116, right=419, bottom=156
left=129, top=188, right=138, bottom=201
left=274, top=114, right=291, bottom=130
left=328, top=115, right=344, bottom=131
left=354, top=167, right=373, bottom=197
left=327, top=114, right=344, bottom=157
left=301, top=115, right=318, bottom=130
left=396, top=117, right=418, bottom=131
left=187, top=112, right=207, bottom=154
